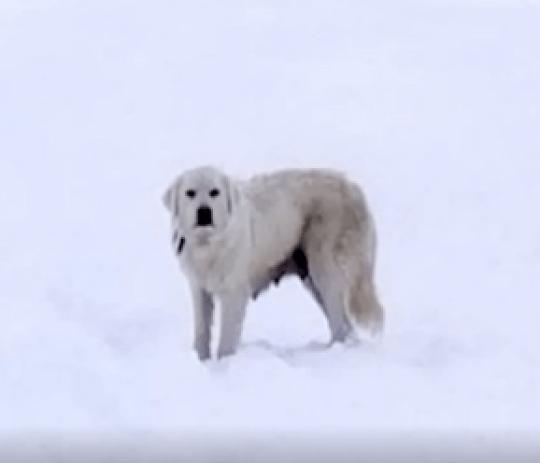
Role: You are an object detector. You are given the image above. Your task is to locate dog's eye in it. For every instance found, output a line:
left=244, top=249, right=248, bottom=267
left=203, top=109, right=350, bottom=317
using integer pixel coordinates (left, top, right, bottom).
left=209, top=188, right=220, bottom=198
left=186, top=189, right=197, bottom=199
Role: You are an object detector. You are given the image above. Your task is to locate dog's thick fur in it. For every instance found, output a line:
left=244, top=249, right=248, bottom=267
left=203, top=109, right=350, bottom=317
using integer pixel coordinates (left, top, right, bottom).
left=163, top=167, right=384, bottom=360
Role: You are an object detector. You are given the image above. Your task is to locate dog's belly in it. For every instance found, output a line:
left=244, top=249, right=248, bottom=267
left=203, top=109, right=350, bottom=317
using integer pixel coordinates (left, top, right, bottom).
left=250, top=247, right=309, bottom=300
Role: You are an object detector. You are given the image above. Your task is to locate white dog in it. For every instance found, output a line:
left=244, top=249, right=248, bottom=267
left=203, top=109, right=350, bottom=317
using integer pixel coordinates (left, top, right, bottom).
left=163, top=167, right=384, bottom=360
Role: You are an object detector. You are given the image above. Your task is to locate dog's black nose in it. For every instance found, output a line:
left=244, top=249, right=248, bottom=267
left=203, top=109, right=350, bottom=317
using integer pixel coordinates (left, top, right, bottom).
left=196, top=206, right=213, bottom=226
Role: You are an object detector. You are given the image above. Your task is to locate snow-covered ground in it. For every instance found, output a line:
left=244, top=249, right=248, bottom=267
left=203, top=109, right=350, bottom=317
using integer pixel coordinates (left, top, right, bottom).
left=1, top=0, right=539, bottom=461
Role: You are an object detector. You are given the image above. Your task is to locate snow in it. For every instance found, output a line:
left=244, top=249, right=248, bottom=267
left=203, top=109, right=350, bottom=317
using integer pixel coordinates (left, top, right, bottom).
left=1, top=0, right=539, bottom=461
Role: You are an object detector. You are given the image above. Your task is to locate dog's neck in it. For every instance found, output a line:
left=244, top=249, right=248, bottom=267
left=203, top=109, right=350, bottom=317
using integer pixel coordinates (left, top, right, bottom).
left=180, top=211, right=252, bottom=293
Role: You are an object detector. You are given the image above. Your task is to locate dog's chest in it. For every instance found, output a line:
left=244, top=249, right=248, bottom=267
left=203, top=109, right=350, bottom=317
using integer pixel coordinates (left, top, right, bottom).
left=182, top=243, right=241, bottom=292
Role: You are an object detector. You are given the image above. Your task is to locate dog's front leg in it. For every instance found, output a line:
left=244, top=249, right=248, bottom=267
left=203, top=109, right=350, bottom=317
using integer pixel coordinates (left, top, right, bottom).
left=217, top=290, right=248, bottom=359
left=191, top=286, right=214, bottom=361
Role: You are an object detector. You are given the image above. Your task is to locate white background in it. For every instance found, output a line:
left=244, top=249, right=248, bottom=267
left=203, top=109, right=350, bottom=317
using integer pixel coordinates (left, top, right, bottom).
left=1, top=0, right=539, bottom=453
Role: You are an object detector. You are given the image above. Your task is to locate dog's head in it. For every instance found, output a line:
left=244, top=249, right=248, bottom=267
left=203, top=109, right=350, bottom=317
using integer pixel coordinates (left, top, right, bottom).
left=163, top=166, right=239, bottom=252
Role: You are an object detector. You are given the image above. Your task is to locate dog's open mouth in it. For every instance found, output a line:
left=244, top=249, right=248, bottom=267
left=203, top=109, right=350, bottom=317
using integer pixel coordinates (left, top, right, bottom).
left=196, top=206, right=213, bottom=227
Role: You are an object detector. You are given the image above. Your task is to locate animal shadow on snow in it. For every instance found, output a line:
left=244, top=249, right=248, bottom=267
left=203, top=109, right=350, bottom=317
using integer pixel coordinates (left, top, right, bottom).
left=240, top=338, right=363, bottom=365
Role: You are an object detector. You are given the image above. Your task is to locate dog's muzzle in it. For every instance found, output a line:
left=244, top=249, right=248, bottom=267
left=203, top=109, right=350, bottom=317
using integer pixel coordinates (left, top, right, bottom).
left=196, top=206, right=213, bottom=227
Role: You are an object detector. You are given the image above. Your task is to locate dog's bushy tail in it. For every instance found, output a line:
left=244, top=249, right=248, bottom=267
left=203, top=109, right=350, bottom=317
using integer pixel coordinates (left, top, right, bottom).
left=346, top=278, right=384, bottom=336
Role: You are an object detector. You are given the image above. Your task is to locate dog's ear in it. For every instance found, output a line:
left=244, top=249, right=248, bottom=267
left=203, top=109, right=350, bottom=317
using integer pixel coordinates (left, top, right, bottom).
left=163, top=180, right=180, bottom=214
left=162, top=185, right=174, bottom=212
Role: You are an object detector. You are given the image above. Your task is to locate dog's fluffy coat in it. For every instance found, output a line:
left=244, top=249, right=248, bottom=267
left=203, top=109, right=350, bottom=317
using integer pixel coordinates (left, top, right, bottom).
left=163, top=167, right=383, bottom=360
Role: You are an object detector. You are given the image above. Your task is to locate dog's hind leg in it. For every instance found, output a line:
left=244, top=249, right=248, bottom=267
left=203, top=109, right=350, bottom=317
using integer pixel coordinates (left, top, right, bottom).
left=303, top=276, right=324, bottom=309
left=303, top=248, right=353, bottom=343
left=319, top=283, right=353, bottom=343
left=287, top=247, right=331, bottom=323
